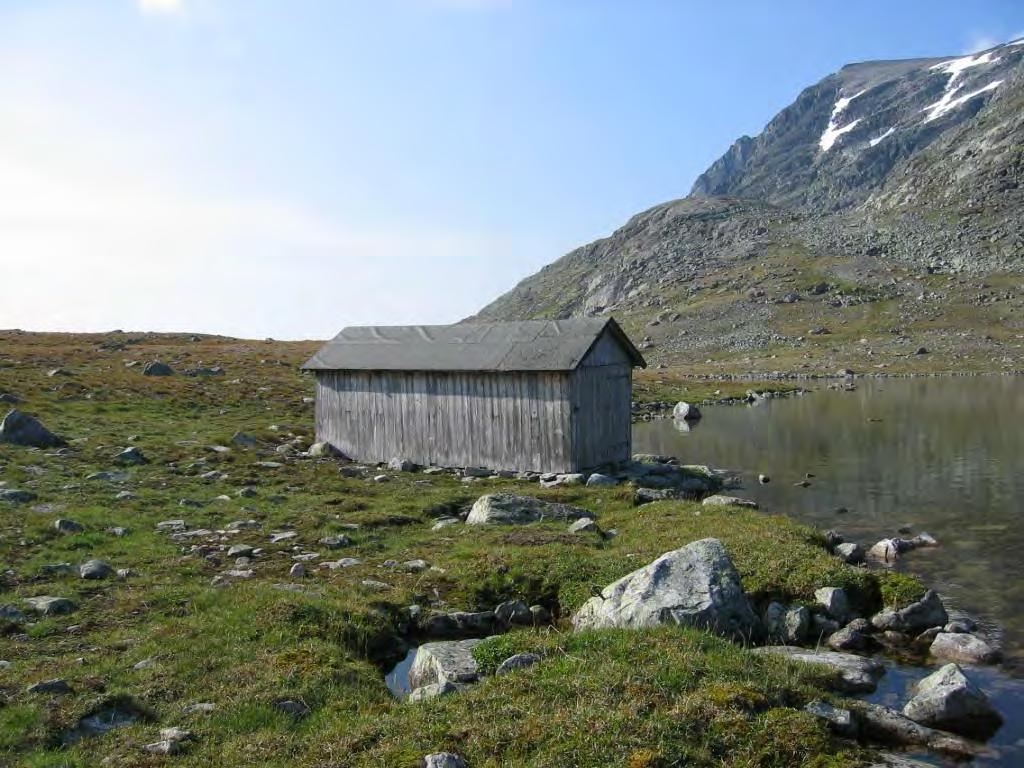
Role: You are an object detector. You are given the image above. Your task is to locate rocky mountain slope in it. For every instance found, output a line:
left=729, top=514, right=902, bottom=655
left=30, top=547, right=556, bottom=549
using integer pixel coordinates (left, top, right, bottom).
left=474, top=41, right=1024, bottom=373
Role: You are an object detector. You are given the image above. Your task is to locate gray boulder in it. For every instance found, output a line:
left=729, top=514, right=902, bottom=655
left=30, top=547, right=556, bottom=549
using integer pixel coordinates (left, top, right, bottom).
left=902, top=663, right=1002, bottom=739
left=672, top=401, right=701, bottom=420
left=815, top=587, right=853, bottom=624
left=585, top=473, right=619, bottom=487
left=114, top=446, right=148, bottom=465
left=495, top=652, right=542, bottom=676
left=834, top=542, right=865, bottom=564
left=408, top=640, right=481, bottom=690
left=0, top=489, right=37, bottom=503
left=855, top=701, right=985, bottom=759
left=753, top=646, right=884, bottom=693
left=0, top=409, right=65, bottom=448
left=572, top=538, right=759, bottom=639
left=804, top=699, right=857, bottom=737
left=494, top=600, right=532, bottom=627
left=54, top=518, right=84, bottom=534
left=702, top=494, right=758, bottom=509
left=930, top=632, right=1001, bottom=665
left=466, top=494, right=595, bottom=526
left=388, top=457, right=419, bottom=472
left=143, top=361, right=174, bottom=376
left=24, top=596, right=75, bottom=615
left=568, top=517, right=599, bottom=534
left=764, top=602, right=809, bottom=644
left=407, top=681, right=458, bottom=702
left=871, top=590, right=948, bottom=635
left=423, top=754, right=467, bottom=768
left=79, top=559, right=114, bottom=580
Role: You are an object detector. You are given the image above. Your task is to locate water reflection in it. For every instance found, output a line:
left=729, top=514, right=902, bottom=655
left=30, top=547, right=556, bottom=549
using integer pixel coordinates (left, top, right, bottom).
left=634, top=377, right=1024, bottom=668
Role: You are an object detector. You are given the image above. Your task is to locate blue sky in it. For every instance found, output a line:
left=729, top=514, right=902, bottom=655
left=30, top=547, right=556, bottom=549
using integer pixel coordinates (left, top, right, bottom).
left=2, top=1, right=1022, bottom=338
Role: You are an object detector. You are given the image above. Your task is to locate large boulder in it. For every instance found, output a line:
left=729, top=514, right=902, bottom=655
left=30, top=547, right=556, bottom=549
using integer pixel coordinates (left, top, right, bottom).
left=408, top=640, right=481, bottom=690
left=753, top=646, right=885, bottom=693
left=902, top=663, right=1002, bottom=739
left=572, top=538, right=759, bottom=639
left=466, top=494, right=595, bottom=526
left=0, top=409, right=65, bottom=448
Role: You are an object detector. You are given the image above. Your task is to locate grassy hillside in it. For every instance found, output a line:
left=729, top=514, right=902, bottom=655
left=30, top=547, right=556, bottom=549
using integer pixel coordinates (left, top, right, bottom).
left=1, top=331, right=921, bottom=767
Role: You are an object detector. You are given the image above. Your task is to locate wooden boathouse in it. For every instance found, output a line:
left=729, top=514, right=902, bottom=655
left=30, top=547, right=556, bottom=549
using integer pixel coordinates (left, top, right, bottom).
left=302, top=318, right=646, bottom=473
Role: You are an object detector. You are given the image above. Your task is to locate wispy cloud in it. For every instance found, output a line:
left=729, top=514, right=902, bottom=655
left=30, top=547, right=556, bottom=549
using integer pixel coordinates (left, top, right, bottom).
left=962, top=31, right=1024, bottom=54
left=137, top=0, right=185, bottom=15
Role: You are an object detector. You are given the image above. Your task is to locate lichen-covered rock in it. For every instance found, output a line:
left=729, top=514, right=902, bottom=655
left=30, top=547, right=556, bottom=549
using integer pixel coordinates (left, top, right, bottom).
left=902, top=663, right=1002, bottom=739
left=495, top=652, right=542, bottom=676
left=408, top=640, right=482, bottom=690
left=466, top=494, right=595, bottom=525
left=572, top=538, right=759, bottom=639
left=423, top=754, right=467, bottom=768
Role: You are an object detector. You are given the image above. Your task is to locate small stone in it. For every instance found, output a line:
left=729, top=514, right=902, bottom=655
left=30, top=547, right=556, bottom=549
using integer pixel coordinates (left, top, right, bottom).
left=423, top=754, right=467, bottom=768
left=407, top=681, right=459, bottom=702
left=586, top=473, right=619, bottom=487
left=159, top=727, right=195, bottom=743
left=495, top=652, right=542, bottom=676
left=24, top=595, right=75, bottom=615
left=494, top=600, right=532, bottom=626
left=142, top=361, right=174, bottom=376
left=142, top=740, right=182, bottom=755
left=804, top=699, right=857, bottom=737
left=114, top=446, right=148, bottom=465
left=702, top=494, right=758, bottom=509
left=79, top=559, right=114, bottom=580
left=834, top=542, right=865, bottom=564
left=815, top=587, right=853, bottom=623
left=54, top=518, right=85, bottom=534
left=568, top=517, right=599, bottom=534
left=183, top=702, right=217, bottom=714
left=361, top=579, right=391, bottom=590
left=387, top=457, right=419, bottom=472
left=373, top=474, right=391, bottom=483
left=269, top=531, right=297, bottom=544
left=275, top=699, right=310, bottom=717
left=227, top=544, right=255, bottom=558
left=27, top=678, right=73, bottom=695
left=319, top=534, right=352, bottom=549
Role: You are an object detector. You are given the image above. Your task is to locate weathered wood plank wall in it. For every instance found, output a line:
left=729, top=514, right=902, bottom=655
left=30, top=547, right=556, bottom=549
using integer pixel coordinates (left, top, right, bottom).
left=315, top=369, right=575, bottom=472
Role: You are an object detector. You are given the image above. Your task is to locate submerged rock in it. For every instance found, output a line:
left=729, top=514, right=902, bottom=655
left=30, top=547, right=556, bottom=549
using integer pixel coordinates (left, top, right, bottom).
left=855, top=701, right=986, bottom=759
left=902, top=663, right=1002, bottom=739
left=572, top=538, right=759, bottom=639
left=466, top=494, right=595, bottom=525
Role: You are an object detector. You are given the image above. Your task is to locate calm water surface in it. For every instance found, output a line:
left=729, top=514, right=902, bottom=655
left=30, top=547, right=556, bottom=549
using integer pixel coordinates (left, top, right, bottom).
left=633, top=377, right=1024, bottom=766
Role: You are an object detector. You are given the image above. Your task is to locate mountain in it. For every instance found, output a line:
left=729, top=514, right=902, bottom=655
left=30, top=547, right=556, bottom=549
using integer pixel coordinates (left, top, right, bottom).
left=473, top=41, right=1024, bottom=372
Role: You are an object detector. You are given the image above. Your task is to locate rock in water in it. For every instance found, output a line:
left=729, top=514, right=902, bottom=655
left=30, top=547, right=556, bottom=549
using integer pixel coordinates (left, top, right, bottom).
left=871, top=590, right=948, bottom=635
left=930, top=632, right=1001, bottom=665
left=572, top=538, right=759, bottom=639
left=902, top=663, right=1002, bottom=739
left=466, top=494, right=595, bottom=525
left=672, top=401, right=701, bottom=420
left=0, top=409, right=65, bottom=448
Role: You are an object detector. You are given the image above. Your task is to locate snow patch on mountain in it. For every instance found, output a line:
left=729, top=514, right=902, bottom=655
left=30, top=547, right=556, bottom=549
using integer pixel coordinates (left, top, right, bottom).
left=869, top=127, right=896, bottom=147
left=819, top=89, right=867, bottom=152
left=930, top=50, right=1000, bottom=84
left=923, top=80, right=1003, bottom=122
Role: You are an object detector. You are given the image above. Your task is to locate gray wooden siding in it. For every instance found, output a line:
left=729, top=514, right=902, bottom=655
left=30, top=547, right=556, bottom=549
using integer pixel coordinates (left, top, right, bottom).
left=570, top=362, right=633, bottom=468
left=315, top=370, right=576, bottom=472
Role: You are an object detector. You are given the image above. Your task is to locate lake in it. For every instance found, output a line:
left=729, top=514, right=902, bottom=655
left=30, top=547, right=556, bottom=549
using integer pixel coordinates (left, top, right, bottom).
left=633, top=376, right=1024, bottom=766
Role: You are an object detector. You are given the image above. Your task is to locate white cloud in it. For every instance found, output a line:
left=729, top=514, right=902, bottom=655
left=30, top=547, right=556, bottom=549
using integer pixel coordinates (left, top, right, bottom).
left=137, top=0, right=185, bottom=15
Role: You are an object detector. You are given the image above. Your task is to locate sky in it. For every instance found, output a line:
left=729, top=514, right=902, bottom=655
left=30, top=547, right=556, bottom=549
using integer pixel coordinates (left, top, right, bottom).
left=2, top=1, right=1023, bottom=339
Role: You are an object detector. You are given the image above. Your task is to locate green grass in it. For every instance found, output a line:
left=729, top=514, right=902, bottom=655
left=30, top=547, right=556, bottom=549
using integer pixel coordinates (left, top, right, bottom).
left=0, top=331, right=917, bottom=766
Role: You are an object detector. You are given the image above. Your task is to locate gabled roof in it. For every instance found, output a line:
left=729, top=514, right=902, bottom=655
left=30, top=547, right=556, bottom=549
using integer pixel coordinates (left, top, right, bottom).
left=302, top=318, right=646, bottom=372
